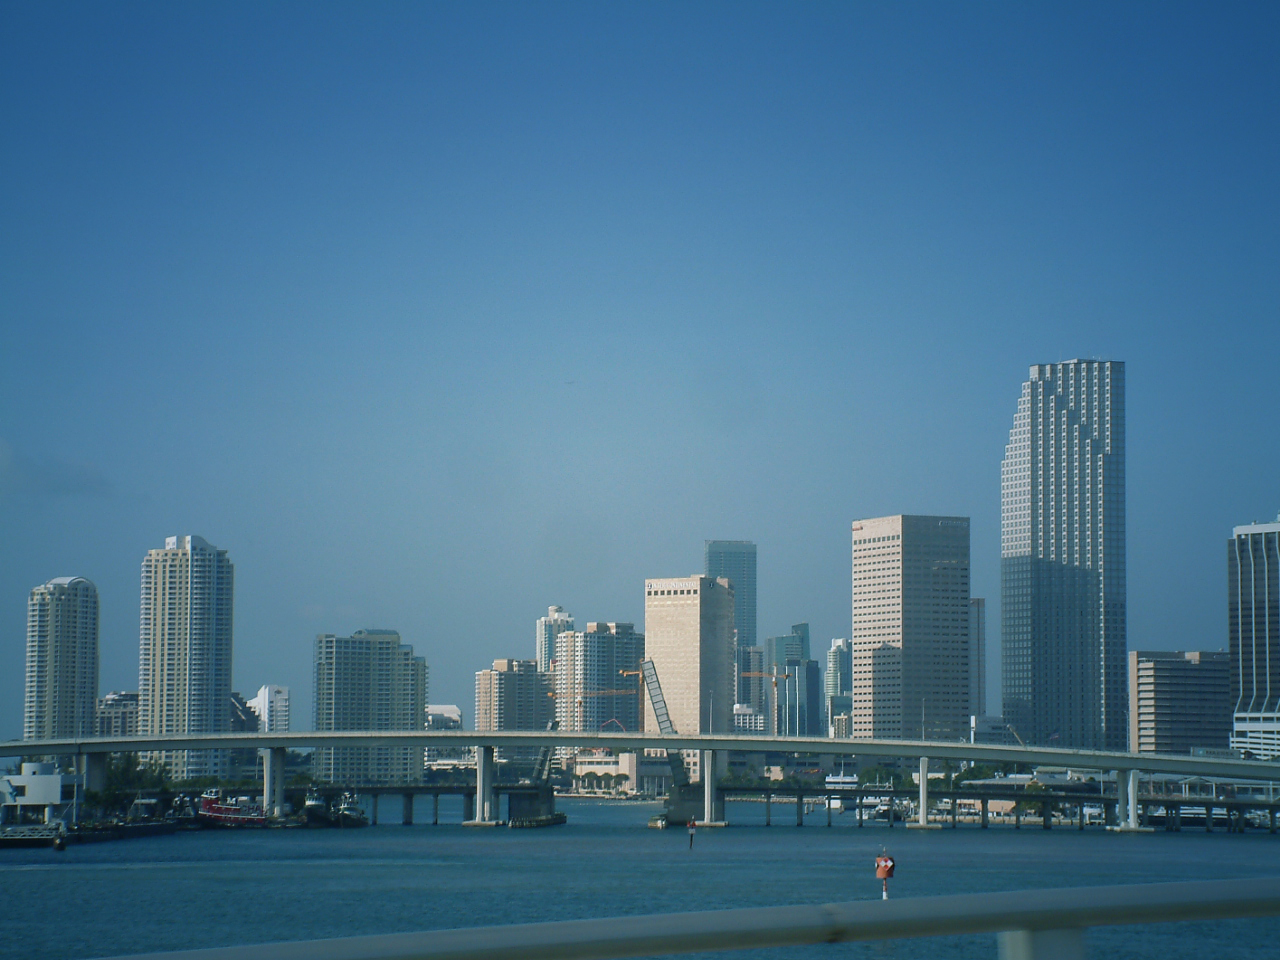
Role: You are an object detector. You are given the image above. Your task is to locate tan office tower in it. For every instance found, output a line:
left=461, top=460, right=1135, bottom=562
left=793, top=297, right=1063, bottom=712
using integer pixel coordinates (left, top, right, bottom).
left=24, top=577, right=99, bottom=742
left=137, top=536, right=234, bottom=780
left=851, top=515, right=971, bottom=740
left=642, top=576, right=734, bottom=736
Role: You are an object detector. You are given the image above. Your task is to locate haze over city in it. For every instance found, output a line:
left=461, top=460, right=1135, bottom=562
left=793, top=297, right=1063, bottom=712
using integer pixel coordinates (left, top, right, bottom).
left=3, top=3, right=1278, bottom=738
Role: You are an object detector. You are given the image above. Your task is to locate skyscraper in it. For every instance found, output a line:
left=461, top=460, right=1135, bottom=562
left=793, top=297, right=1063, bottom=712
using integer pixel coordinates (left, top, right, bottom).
left=852, top=515, right=971, bottom=740
left=704, top=541, right=756, bottom=694
left=1228, top=516, right=1280, bottom=758
left=1000, top=360, right=1126, bottom=749
left=643, top=576, right=735, bottom=735
left=826, top=638, right=852, bottom=736
left=552, top=623, right=645, bottom=734
left=536, top=606, right=574, bottom=673
left=968, top=598, right=987, bottom=719
left=475, top=659, right=554, bottom=760
left=247, top=684, right=291, bottom=733
left=24, top=577, right=99, bottom=742
left=138, top=536, right=234, bottom=780
left=313, top=630, right=428, bottom=783
left=704, top=541, right=756, bottom=646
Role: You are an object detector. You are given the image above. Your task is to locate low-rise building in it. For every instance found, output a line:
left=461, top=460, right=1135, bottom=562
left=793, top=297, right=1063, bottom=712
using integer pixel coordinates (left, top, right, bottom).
left=1129, top=650, right=1231, bottom=754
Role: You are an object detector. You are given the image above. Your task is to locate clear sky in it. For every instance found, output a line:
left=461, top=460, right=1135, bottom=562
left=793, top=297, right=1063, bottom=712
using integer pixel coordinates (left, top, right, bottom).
left=3, top=2, right=1278, bottom=738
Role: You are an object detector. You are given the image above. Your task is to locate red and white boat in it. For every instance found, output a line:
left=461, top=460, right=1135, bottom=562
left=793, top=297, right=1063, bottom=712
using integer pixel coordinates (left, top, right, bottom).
left=197, top=789, right=267, bottom=827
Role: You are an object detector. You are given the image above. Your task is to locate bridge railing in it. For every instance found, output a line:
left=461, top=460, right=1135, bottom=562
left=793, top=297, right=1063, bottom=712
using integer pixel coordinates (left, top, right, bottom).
left=100, top=877, right=1280, bottom=960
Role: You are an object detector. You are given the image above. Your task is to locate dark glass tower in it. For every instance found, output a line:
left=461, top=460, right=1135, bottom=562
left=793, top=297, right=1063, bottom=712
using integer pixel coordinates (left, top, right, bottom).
left=1001, top=361, right=1126, bottom=749
left=705, top=540, right=757, bottom=705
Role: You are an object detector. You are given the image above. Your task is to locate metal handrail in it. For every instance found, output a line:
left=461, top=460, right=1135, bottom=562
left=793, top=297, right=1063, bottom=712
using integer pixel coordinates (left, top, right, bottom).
left=96, top=878, right=1280, bottom=960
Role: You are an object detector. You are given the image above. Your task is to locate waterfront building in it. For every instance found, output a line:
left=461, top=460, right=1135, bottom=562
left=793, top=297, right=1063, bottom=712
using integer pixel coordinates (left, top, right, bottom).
left=24, top=577, right=99, bottom=743
left=313, top=630, right=428, bottom=784
left=536, top=605, right=574, bottom=674
left=1129, top=650, right=1231, bottom=754
left=826, top=638, right=852, bottom=735
left=969, top=599, right=987, bottom=719
left=705, top=541, right=756, bottom=649
left=247, top=684, right=290, bottom=733
left=1229, top=516, right=1280, bottom=759
left=96, top=691, right=138, bottom=737
left=851, top=515, right=971, bottom=740
left=733, top=703, right=766, bottom=732
left=475, top=659, right=553, bottom=760
left=552, top=622, right=645, bottom=734
left=0, top=762, right=84, bottom=825
left=643, top=576, right=735, bottom=736
left=137, top=536, right=234, bottom=780
left=1000, top=360, right=1127, bottom=750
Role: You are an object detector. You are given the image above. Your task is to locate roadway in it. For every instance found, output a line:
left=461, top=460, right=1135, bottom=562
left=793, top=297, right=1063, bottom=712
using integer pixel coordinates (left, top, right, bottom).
left=5, top=730, right=1280, bottom=781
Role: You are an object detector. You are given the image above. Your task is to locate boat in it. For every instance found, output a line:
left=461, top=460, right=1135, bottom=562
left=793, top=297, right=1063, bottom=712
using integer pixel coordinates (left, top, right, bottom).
left=197, top=789, right=267, bottom=827
left=303, top=793, right=336, bottom=828
left=0, top=824, right=66, bottom=849
left=335, top=793, right=368, bottom=828
left=647, top=814, right=668, bottom=829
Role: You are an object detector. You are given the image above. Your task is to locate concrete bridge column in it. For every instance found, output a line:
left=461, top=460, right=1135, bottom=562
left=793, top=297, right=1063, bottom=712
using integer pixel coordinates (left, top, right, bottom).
left=1126, top=770, right=1141, bottom=830
left=980, top=797, right=989, bottom=829
left=261, top=747, right=286, bottom=818
left=826, top=796, right=832, bottom=827
left=702, top=750, right=714, bottom=824
left=796, top=794, right=804, bottom=827
left=1114, top=771, right=1128, bottom=828
left=857, top=793, right=864, bottom=828
left=764, top=793, right=771, bottom=827
left=476, top=746, right=496, bottom=822
left=918, top=757, right=929, bottom=827
left=951, top=795, right=957, bottom=829
left=432, top=794, right=439, bottom=825
left=1269, top=807, right=1275, bottom=835
left=402, top=793, right=414, bottom=826
left=370, top=794, right=378, bottom=826
left=82, top=753, right=107, bottom=794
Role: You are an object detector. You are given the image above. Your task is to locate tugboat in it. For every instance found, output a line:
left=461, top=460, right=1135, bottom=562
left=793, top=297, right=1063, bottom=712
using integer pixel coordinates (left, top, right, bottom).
left=303, top=792, right=336, bottom=827
left=335, top=792, right=369, bottom=828
left=197, top=789, right=267, bottom=827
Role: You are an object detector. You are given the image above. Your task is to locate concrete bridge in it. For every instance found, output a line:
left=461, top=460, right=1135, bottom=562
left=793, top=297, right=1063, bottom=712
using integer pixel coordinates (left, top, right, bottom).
left=6, top=730, right=1280, bottom=830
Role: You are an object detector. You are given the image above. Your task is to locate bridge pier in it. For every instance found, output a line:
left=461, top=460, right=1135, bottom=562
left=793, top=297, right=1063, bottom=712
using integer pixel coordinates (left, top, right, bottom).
left=370, top=794, right=378, bottom=826
left=797, top=794, right=803, bottom=827
left=1270, top=807, right=1275, bottom=835
left=826, top=796, right=832, bottom=827
left=433, top=793, right=439, bottom=825
left=1205, top=803, right=1213, bottom=832
left=951, top=795, right=957, bottom=829
left=764, top=793, right=771, bottom=826
left=700, top=750, right=724, bottom=824
left=467, top=746, right=497, bottom=824
left=980, top=797, right=988, bottom=829
left=857, top=792, right=864, bottom=828
left=81, top=753, right=106, bottom=794
left=918, top=757, right=928, bottom=827
left=402, top=793, right=414, bottom=826
left=261, top=747, right=285, bottom=818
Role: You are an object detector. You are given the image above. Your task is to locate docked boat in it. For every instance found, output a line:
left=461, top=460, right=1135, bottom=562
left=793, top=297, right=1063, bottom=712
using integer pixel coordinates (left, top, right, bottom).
left=335, top=793, right=368, bottom=828
left=303, top=792, right=336, bottom=827
left=197, top=789, right=267, bottom=827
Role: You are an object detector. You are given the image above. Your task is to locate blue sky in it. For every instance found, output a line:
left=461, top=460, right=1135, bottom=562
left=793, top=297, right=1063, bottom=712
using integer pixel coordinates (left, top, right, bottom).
left=2, top=2, right=1278, bottom=737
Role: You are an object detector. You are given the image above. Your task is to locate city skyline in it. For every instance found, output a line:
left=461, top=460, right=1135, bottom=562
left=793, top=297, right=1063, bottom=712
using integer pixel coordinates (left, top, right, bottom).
left=4, top=7, right=1279, bottom=736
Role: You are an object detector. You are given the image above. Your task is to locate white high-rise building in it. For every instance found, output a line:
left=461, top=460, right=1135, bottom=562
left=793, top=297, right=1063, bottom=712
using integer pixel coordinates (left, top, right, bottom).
left=247, top=684, right=290, bottom=733
left=25, top=577, right=99, bottom=742
left=851, top=515, right=971, bottom=740
left=642, top=576, right=734, bottom=737
left=138, top=536, right=234, bottom=780
left=1229, top=516, right=1280, bottom=758
left=536, top=605, right=574, bottom=673
left=1000, top=360, right=1126, bottom=749
left=553, top=623, right=645, bottom=735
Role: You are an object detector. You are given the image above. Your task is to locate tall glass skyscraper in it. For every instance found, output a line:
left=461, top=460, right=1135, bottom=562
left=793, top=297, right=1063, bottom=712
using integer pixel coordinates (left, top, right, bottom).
left=1001, top=360, right=1126, bottom=749
left=1228, top=516, right=1280, bottom=759
left=705, top=540, right=756, bottom=707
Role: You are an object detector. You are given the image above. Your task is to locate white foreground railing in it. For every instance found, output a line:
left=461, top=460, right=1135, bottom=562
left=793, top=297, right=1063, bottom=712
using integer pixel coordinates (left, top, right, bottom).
left=98, top=878, right=1280, bottom=960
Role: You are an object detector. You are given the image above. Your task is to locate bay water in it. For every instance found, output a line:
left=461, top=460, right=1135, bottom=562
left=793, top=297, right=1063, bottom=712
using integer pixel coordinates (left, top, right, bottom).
left=4, top=797, right=1279, bottom=959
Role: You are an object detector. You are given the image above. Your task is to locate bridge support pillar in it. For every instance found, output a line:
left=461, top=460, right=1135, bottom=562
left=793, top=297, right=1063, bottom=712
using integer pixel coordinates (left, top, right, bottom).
left=1128, top=771, right=1140, bottom=830
left=997, top=928, right=1085, bottom=960
left=981, top=797, right=989, bottom=829
left=701, top=750, right=725, bottom=824
left=796, top=794, right=804, bottom=826
left=826, top=796, right=832, bottom=827
left=433, top=794, right=439, bottom=825
left=918, top=757, right=928, bottom=827
left=261, top=747, right=286, bottom=818
left=81, top=753, right=107, bottom=795
left=370, top=794, right=378, bottom=826
left=1114, top=771, right=1128, bottom=827
left=472, top=746, right=496, bottom=823
left=1270, top=807, right=1275, bottom=834
left=402, top=793, right=414, bottom=826
left=951, top=795, right=957, bottom=829
left=857, top=792, right=864, bottom=828
left=764, top=793, right=771, bottom=827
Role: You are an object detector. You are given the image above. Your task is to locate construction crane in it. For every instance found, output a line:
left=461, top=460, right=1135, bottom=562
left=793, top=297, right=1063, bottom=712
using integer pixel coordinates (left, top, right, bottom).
left=741, top=667, right=792, bottom=736
left=638, top=659, right=689, bottom=788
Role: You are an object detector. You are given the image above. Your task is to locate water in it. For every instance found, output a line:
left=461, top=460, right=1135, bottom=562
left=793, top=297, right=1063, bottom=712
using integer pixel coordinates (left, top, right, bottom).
left=4, top=797, right=1279, bottom=959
